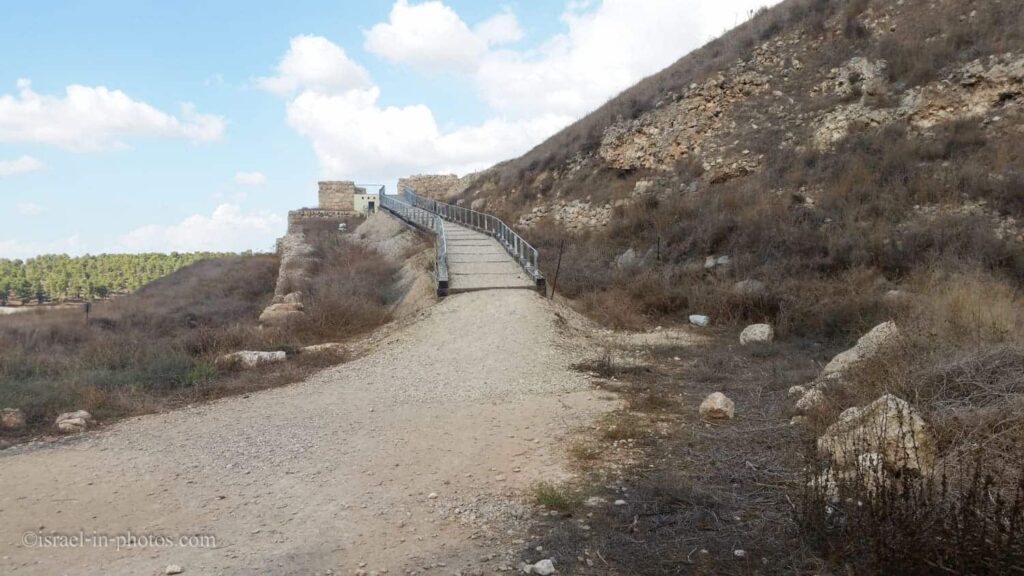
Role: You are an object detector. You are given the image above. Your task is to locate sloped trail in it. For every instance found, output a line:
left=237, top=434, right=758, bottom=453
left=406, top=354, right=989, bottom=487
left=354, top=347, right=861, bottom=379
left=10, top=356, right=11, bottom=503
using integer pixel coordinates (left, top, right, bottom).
left=0, top=290, right=617, bottom=575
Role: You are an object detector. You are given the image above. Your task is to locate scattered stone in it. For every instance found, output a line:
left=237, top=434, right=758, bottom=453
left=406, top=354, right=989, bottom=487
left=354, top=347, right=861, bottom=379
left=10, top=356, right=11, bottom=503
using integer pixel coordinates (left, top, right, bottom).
left=688, top=314, right=710, bottom=327
left=216, top=351, right=287, bottom=369
left=704, top=255, right=731, bottom=270
left=734, top=549, right=747, bottom=559
left=613, top=499, right=627, bottom=506
left=787, top=385, right=807, bottom=398
left=299, top=343, right=346, bottom=355
left=823, top=321, right=899, bottom=375
left=584, top=496, right=606, bottom=507
left=790, top=415, right=807, bottom=426
left=615, top=248, right=640, bottom=270
left=0, top=408, right=26, bottom=430
left=258, top=302, right=305, bottom=325
left=795, top=388, right=826, bottom=414
left=883, top=289, right=910, bottom=306
left=55, top=410, right=93, bottom=434
left=739, top=323, right=774, bottom=344
left=165, top=565, right=184, bottom=575
left=699, top=392, right=735, bottom=420
left=818, top=394, right=936, bottom=474
left=732, top=279, right=768, bottom=297
left=525, top=559, right=555, bottom=575
left=428, top=492, right=438, bottom=499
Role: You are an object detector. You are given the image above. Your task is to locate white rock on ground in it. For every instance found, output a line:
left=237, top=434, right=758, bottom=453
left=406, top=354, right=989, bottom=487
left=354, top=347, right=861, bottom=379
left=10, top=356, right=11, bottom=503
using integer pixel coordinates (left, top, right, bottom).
left=823, top=321, right=899, bottom=375
left=732, top=279, right=767, bottom=297
left=795, top=388, right=826, bottom=414
left=217, top=351, right=287, bottom=369
left=299, top=343, right=346, bottom=355
left=689, top=314, right=710, bottom=327
left=699, top=392, right=735, bottom=419
left=1, top=408, right=26, bottom=430
left=55, top=410, right=93, bottom=434
left=530, top=559, right=556, bottom=575
left=739, top=323, right=774, bottom=344
left=165, top=565, right=184, bottom=575
left=817, top=394, right=937, bottom=474
left=787, top=385, right=807, bottom=398
left=258, top=303, right=304, bottom=326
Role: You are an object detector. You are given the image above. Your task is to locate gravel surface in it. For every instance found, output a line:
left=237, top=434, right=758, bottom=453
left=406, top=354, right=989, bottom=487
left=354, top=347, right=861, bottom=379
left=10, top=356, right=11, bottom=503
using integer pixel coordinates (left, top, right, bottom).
left=0, top=289, right=617, bottom=575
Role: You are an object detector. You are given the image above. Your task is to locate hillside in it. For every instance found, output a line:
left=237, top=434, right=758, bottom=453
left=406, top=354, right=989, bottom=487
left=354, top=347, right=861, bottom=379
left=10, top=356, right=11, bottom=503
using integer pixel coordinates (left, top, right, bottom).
left=460, top=0, right=1022, bottom=335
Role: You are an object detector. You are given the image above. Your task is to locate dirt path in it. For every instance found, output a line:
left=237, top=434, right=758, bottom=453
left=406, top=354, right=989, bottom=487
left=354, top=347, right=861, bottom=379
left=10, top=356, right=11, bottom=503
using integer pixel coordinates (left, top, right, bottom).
left=0, top=290, right=618, bottom=576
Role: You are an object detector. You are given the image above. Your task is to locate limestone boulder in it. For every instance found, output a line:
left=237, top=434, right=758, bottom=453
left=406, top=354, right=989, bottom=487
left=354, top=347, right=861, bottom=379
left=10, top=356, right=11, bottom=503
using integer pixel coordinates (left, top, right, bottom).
left=688, top=314, right=710, bottom=327
left=300, top=342, right=346, bottom=355
left=823, top=321, right=899, bottom=375
left=1, top=408, right=26, bottom=430
left=259, top=303, right=305, bottom=326
left=217, top=351, right=287, bottom=369
left=55, top=410, right=93, bottom=434
left=817, top=394, right=936, bottom=474
left=732, top=279, right=768, bottom=297
left=699, top=392, right=735, bottom=420
left=739, top=323, right=774, bottom=345
left=795, top=387, right=826, bottom=413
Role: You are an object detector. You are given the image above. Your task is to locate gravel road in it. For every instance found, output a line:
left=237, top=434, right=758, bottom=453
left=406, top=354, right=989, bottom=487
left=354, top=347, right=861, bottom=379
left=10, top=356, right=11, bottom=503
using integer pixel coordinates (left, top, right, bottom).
left=0, top=290, right=617, bottom=575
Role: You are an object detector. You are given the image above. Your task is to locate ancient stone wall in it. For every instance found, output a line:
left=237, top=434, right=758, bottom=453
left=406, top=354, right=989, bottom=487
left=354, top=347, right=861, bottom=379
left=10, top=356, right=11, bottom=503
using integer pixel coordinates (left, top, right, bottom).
left=287, top=209, right=352, bottom=233
left=318, top=181, right=357, bottom=211
left=398, top=174, right=467, bottom=201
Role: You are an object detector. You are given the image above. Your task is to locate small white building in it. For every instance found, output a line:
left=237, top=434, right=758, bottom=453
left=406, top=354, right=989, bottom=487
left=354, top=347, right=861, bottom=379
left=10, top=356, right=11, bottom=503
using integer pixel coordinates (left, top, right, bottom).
left=353, top=185, right=382, bottom=216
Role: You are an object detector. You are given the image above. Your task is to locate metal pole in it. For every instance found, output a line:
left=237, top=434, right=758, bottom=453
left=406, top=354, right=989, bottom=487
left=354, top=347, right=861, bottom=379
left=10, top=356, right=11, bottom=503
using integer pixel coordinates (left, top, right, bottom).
left=549, top=240, right=565, bottom=300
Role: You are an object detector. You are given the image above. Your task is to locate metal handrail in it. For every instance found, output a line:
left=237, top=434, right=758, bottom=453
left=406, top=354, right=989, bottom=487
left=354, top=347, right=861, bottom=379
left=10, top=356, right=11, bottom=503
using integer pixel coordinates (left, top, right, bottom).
left=379, top=192, right=449, bottom=295
left=400, top=188, right=544, bottom=286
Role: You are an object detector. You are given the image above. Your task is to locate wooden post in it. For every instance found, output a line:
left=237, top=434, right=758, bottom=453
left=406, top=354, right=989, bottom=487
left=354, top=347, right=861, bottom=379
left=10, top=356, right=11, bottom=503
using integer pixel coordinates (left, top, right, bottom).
left=549, top=240, right=565, bottom=300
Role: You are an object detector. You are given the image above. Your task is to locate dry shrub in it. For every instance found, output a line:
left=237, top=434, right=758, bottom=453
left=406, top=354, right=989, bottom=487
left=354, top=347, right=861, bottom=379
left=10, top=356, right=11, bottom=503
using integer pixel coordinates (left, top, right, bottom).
left=801, top=273, right=1024, bottom=572
left=838, top=272, right=1024, bottom=458
left=0, top=241, right=402, bottom=436
left=801, top=454, right=1024, bottom=574
left=289, top=237, right=400, bottom=342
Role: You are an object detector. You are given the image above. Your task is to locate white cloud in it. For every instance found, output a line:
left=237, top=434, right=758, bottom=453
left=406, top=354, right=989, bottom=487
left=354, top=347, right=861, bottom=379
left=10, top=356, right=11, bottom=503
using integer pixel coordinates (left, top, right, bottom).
left=272, top=1, right=775, bottom=182
left=474, top=11, right=524, bottom=45
left=0, top=80, right=225, bottom=152
left=257, top=35, right=372, bottom=95
left=286, top=86, right=568, bottom=180
left=16, top=202, right=46, bottom=216
left=364, top=1, right=521, bottom=73
left=0, top=235, right=82, bottom=259
left=234, top=171, right=267, bottom=185
left=115, top=204, right=284, bottom=253
left=0, top=155, right=43, bottom=177
left=476, top=0, right=772, bottom=117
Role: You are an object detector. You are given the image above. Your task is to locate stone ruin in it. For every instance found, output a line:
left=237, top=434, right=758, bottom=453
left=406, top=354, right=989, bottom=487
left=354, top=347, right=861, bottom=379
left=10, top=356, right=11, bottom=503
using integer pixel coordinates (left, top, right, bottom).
left=398, top=173, right=478, bottom=201
left=287, top=181, right=360, bottom=232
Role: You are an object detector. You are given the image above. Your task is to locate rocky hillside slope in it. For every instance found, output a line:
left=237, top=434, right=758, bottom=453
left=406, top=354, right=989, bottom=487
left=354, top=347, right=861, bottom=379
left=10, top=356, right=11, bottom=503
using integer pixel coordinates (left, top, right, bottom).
left=458, top=0, right=1022, bottom=336
left=465, top=0, right=1021, bottom=231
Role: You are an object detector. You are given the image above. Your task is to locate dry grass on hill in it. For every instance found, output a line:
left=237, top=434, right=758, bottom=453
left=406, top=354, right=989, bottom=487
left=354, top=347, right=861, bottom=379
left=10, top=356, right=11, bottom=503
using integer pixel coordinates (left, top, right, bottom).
left=0, top=241, right=402, bottom=439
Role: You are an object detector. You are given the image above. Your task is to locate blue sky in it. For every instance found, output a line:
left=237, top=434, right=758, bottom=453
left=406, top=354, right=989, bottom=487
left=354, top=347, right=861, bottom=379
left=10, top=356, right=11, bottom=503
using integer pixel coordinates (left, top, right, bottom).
left=0, top=0, right=771, bottom=258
